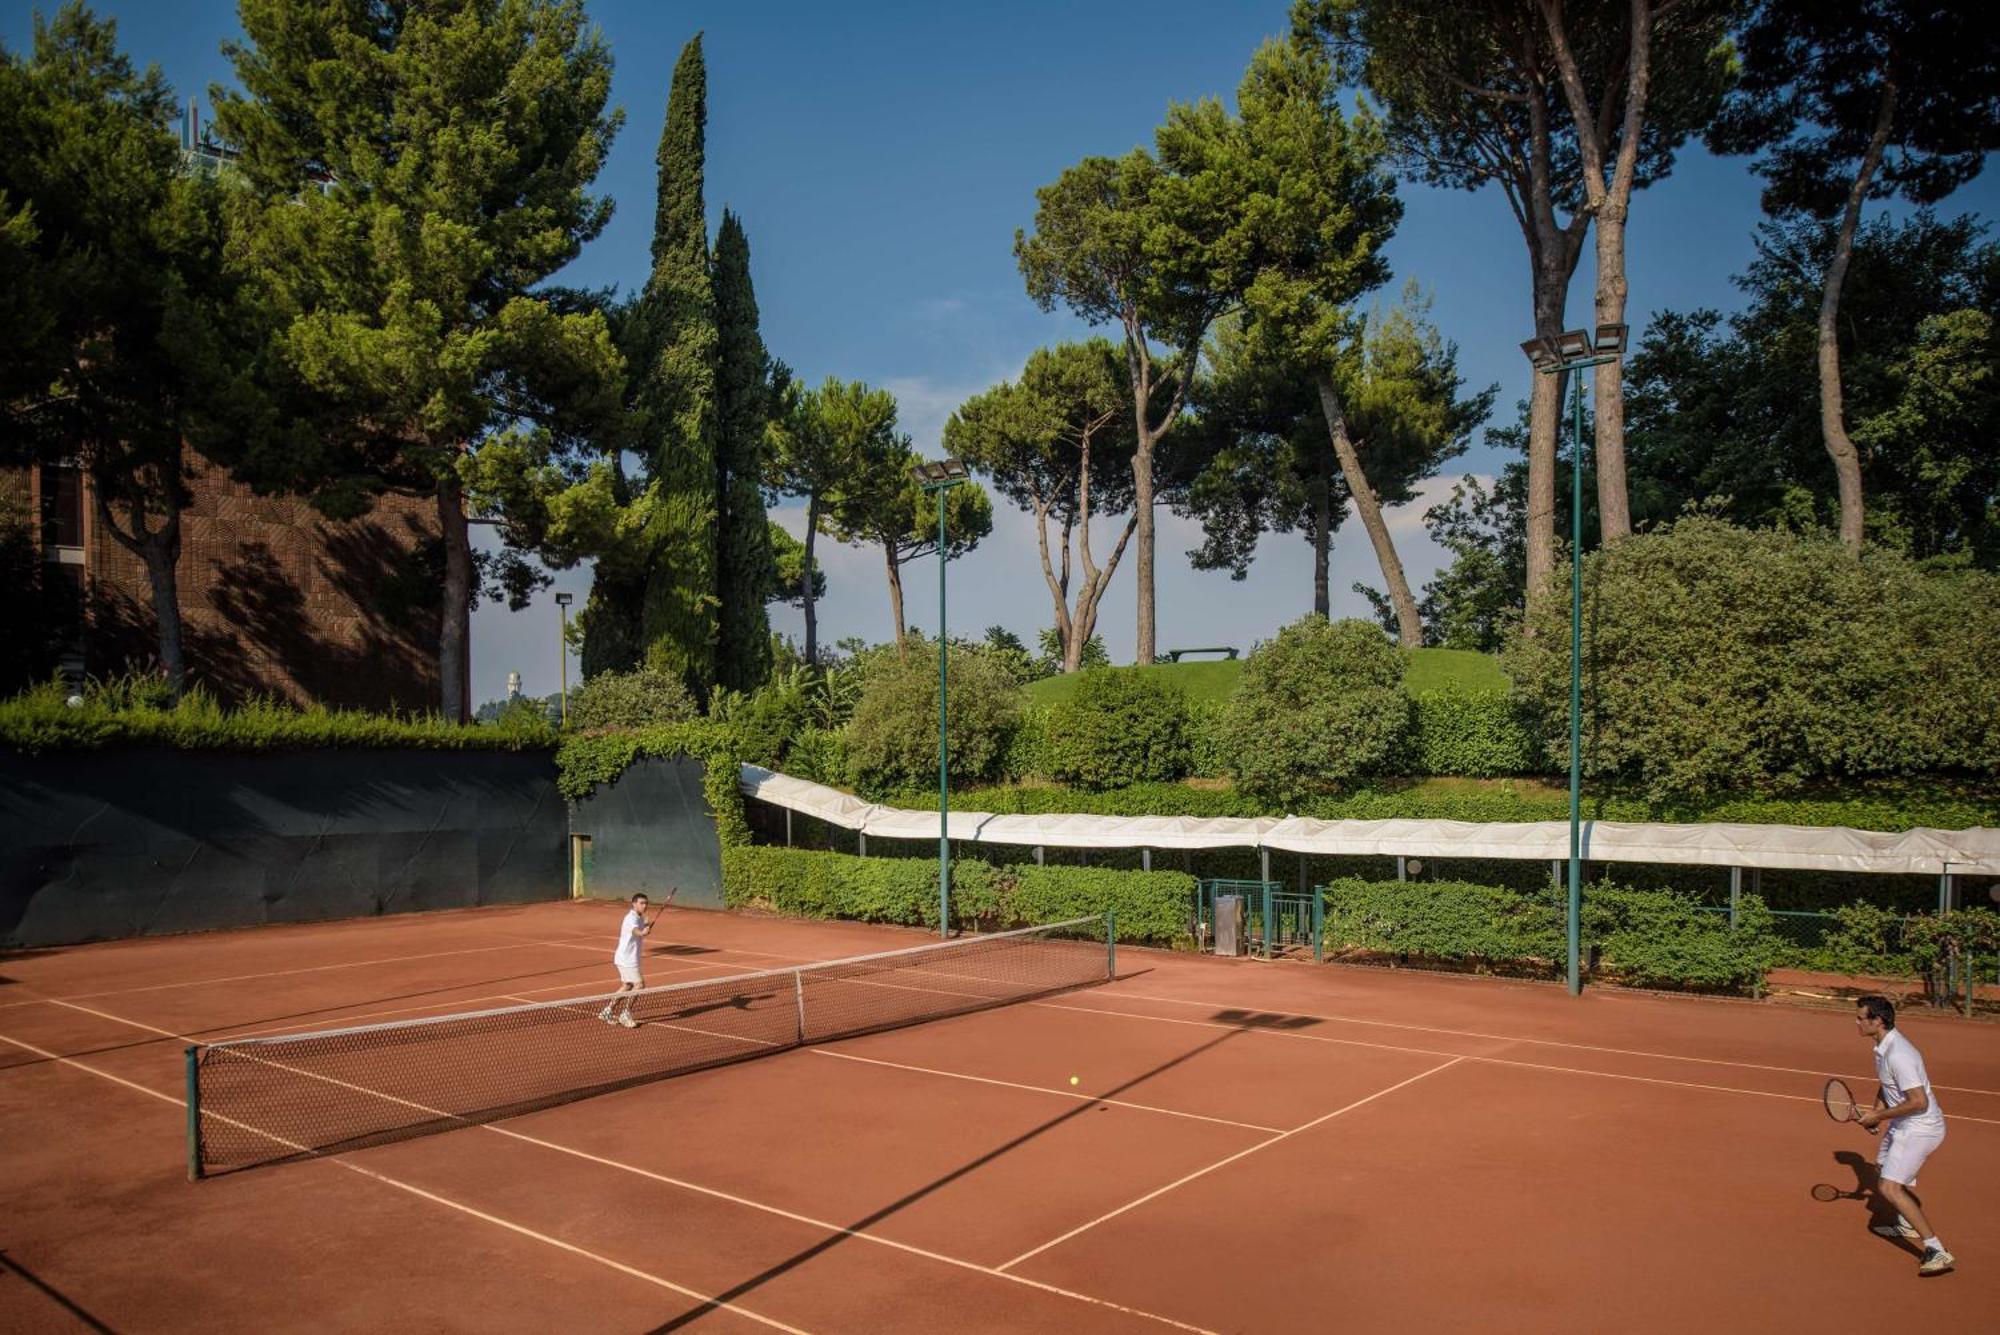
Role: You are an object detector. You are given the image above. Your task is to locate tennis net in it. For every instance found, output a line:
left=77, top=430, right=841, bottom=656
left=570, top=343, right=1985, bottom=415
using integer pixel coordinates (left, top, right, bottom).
left=186, top=914, right=1112, bottom=1176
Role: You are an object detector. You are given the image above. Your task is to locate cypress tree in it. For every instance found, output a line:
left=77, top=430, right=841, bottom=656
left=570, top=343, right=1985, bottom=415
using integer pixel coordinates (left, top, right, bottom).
left=712, top=209, right=776, bottom=691
left=635, top=33, right=719, bottom=696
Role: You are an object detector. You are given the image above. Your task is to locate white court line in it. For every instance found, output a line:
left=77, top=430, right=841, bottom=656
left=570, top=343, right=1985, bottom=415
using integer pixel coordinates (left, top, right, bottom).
left=0, top=934, right=614, bottom=1009
left=1093, top=988, right=2000, bottom=1100
left=998, top=1057, right=1467, bottom=1272
left=41, top=997, right=1216, bottom=1335
left=0, top=1028, right=813, bottom=1334
left=807, top=1048, right=1284, bottom=1134
left=1031, top=1000, right=2000, bottom=1127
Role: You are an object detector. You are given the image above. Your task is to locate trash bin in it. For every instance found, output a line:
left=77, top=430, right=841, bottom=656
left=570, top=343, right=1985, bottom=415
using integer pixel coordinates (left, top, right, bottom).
left=1214, top=894, right=1245, bottom=957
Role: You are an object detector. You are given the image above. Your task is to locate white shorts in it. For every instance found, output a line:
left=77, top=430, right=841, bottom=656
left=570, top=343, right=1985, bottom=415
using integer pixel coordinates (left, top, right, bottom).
left=616, top=963, right=644, bottom=986
left=1878, top=1121, right=1945, bottom=1186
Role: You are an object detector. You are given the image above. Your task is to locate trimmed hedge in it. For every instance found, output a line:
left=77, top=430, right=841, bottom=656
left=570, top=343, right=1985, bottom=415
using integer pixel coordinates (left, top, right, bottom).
left=0, top=680, right=557, bottom=754
left=1321, top=877, right=1781, bottom=993
left=1405, top=688, right=1541, bottom=777
left=721, top=844, right=1195, bottom=944
left=1043, top=668, right=1192, bottom=789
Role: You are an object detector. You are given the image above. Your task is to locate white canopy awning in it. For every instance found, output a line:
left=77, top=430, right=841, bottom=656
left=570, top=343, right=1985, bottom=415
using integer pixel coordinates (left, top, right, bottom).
left=738, top=766, right=1999, bottom=877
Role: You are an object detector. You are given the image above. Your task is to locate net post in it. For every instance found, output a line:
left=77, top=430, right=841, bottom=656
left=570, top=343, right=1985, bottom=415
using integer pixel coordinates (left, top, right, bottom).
left=792, top=968, right=807, bottom=1045
left=184, top=1045, right=203, bottom=1181
left=1313, top=886, right=1324, bottom=964
left=1106, top=911, right=1116, bottom=981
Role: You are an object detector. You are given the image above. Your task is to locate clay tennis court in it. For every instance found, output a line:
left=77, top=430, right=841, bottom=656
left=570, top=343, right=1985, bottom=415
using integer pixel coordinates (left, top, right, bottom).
left=2, top=901, right=1994, bottom=1334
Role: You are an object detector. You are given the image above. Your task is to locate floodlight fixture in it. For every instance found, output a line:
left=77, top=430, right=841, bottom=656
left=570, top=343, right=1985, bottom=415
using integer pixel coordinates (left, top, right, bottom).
left=554, top=591, right=574, bottom=607
left=1593, top=323, right=1629, bottom=356
left=910, top=458, right=971, bottom=488
left=1554, top=328, right=1592, bottom=360
left=1519, top=336, right=1561, bottom=372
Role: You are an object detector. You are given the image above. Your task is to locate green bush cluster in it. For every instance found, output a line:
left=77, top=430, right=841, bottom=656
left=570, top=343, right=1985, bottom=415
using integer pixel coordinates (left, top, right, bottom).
left=1320, top=877, right=1781, bottom=992
left=1404, top=688, right=1541, bottom=777
left=568, top=667, right=699, bottom=731
left=0, top=679, right=556, bottom=754
left=721, top=844, right=1194, bottom=944
left=555, top=721, right=748, bottom=846
left=845, top=640, right=1021, bottom=794
left=1043, top=668, right=1192, bottom=789
left=1507, top=518, right=2000, bottom=803
left=1219, top=617, right=1410, bottom=802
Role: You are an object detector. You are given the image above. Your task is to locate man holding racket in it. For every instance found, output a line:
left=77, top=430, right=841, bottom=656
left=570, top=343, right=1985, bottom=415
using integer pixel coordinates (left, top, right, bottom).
left=597, top=891, right=672, bottom=1028
left=1853, top=995, right=1952, bottom=1276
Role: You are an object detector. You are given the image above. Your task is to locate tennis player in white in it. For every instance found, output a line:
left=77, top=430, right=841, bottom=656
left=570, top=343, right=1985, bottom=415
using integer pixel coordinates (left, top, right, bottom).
left=1853, top=995, right=1952, bottom=1275
left=598, top=893, right=650, bottom=1028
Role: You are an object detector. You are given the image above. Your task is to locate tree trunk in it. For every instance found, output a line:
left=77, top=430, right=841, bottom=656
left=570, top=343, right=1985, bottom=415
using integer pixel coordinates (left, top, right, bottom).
left=1591, top=203, right=1633, bottom=542
left=438, top=471, right=473, bottom=722
left=1132, top=438, right=1154, bottom=665
left=1310, top=449, right=1332, bottom=618
left=884, top=543, right=906, bottom=654
left=1032, top=497, right=1074, bottom=670
left=1317, top=375, right=1421, bottom=646
left=801, top=492, right=821, bottom=666
left=1526, top=366, right=1563, bottom=609
left=96, top=487, right=188, bottom=699
left=1821, top=81, right=1898, bottom=554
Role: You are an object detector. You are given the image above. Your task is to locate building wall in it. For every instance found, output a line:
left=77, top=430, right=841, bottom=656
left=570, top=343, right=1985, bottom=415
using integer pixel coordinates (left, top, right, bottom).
left=2, top=451, right=447, bottom=712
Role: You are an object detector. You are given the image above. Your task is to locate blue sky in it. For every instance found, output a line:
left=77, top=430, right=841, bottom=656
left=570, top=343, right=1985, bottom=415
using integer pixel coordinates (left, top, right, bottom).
left=9, top=1, right=1995, bottom=705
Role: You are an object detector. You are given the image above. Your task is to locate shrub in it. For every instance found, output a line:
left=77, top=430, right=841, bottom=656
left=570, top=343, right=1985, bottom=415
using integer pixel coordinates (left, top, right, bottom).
left=846, top=641, right=1022, bottom=794
left=1321, top=876, right=1779, bottom=992
left=1185, top=697, right=1227, bottom=779
left=720, top=844, right=1194, bottom=943
left=784, top=727, right=849, bottom=786
left=1219, top=617, right=1409, bottom=802
left=568, top=667, right=698, bottom=731
left=1004, top=703, right=1056, bottom=781
left=1044, top=668, right=1191, bottom=789
left=1404, top=688, right=1541, bottom=776
left=1506, top=517, right=2000, bottom=804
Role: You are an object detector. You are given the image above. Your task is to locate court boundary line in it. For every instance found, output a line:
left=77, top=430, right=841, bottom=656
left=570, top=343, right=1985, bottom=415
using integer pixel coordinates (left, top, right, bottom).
left=806, top=1048, right=1285, bottom=1134
left=0, top=934, right=616, bottom=1010
left=997, top=1057, right=1467, bottom=1272
left=1031, top=1000, right=2000, bottom=1127
left=1090, top=988, right=2000, bottom=1099
left=0, top=1028, right=814, bottom=1334
left=31, top=997, right=1220, bottom=1335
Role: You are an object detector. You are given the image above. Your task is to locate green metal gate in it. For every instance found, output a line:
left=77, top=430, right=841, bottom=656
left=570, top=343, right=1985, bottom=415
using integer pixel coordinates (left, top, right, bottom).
left=1196, top=879, right=1324, bottom=962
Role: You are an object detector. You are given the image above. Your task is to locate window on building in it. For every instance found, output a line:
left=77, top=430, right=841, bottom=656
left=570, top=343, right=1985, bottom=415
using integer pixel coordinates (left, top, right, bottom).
left=40, top=464, right=83, bottom=551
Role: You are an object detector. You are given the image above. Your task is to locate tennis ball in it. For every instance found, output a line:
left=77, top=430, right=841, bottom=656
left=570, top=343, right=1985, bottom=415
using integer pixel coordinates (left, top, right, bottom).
left=1069, top=1076, right=1079, bottom=1086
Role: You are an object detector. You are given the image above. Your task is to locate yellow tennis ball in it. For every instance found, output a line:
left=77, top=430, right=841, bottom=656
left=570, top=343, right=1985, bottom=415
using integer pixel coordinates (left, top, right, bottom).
left=1069, top=1076, right=1079, bottom=1086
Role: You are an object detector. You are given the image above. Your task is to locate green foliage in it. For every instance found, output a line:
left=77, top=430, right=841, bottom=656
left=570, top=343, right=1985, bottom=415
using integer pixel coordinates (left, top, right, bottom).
left=0, top=678, right=555, bottom=754
left=1322, top=877, right=1780, bottom=992
left=568, top=667, right=699, bottom=731
left=1900, top=907, right=2000, bottom=977
left=845, top=640, right=1022, bottom=794
left=765, top=522, right=825, bottom=608
left=1405, top=688, right=1541, bottom=777
left=1221, top=617, right=1408, bottom=801
left=712, top=209, right=777, bottom=692
left=1803, top=902, right=1919, bottom=978
left=552, top=719, right=745, bottom=844
left=721, top=844, right=1192, bottom=943
left=784, top=726, right=849, bottom=787
left=1506, top=517, right=2000, bottom=802
left=1044, top=668, right=1191, bottom=789
left=1185, top=697, right=1228, bottom=778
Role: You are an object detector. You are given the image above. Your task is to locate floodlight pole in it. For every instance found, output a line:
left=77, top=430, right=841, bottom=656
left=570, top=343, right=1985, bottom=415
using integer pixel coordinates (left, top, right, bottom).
left=1523, top=328, right=1624, bottom=997
left=914, top=461, right=970, bottom=937
left=554, top=592, right=574, bottom=728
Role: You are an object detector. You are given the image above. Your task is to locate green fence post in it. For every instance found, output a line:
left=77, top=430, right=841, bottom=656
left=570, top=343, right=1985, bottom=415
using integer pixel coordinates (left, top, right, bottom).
left=1262, top=883, right=1273, bottom=961
left=1106, top=910, right=1117, bottom=981
left=1313, top=885, right=1324, bottom=963
left=1729, top=867, right=1741, bottom=929
left=185, top=1045, right=203, bottom=1181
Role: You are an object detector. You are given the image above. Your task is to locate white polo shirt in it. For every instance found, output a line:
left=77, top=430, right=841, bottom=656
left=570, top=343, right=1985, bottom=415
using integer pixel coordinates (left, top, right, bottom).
left=614, top=909, right=645, bottom=969
left=1873, top=1028, right=1945, bottom=1134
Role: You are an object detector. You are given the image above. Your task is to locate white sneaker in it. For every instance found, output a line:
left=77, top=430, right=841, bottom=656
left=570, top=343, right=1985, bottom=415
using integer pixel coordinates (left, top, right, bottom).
left=617, top=1012, right=637, bottom=1029
left=1872, top=1221, right=1920, bottom=1240
left=597, top=1010, right=615, bottom=1024
left=1918, top=1246, right=1955, bottom=1276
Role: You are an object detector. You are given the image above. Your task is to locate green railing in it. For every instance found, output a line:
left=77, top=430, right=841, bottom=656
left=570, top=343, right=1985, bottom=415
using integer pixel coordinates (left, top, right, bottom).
left=1196, top=879, right=1324, bottom=962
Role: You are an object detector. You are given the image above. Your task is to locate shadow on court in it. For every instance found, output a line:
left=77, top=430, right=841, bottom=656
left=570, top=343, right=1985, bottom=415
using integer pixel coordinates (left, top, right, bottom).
left=646, top=1023, right=1251, bottom=1333
left=0, top=1249, right=117, bottom=1333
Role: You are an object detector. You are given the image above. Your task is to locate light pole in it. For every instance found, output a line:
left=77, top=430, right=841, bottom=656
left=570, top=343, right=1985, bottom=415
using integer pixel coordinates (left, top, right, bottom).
left=911, top=457, right=971, bottom=937
left=1519, top=323, right=1627, bottom=996
left=553, top=591, right=574, bottom=727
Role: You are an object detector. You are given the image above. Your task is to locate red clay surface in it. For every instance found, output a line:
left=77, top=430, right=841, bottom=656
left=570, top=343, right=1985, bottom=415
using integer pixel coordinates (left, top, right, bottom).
left=2, top=900, right=1996, bottom=1333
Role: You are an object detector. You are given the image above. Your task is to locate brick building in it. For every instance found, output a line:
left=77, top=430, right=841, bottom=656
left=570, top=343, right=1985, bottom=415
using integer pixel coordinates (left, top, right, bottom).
left=5, top=451, right=451, bottom=712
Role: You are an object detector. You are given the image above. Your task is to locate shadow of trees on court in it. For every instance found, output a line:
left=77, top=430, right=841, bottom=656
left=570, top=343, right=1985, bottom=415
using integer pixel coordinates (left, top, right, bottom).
left=646, top=1007, right=1312, bottom=1333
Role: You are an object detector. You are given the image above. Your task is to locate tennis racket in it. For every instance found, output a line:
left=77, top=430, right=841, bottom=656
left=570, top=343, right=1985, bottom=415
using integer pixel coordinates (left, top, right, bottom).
left=645, top=887, right=677, bottom=928
left=1822, top=1077, right=1880, bottom=1135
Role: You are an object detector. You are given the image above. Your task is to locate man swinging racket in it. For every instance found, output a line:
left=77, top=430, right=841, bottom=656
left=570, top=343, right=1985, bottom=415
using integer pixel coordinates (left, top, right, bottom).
left=1852, top=995, right=1953, bottom=1276
left=598, top=889, right=674, bottom=1028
